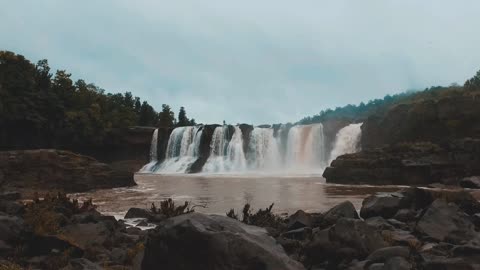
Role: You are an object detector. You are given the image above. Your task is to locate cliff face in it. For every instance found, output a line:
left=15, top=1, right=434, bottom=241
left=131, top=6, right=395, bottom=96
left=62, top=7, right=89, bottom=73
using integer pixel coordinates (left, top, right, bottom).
left=0, top=149, right=136, bottom=193
left=361, top=94, right=480, bottom=149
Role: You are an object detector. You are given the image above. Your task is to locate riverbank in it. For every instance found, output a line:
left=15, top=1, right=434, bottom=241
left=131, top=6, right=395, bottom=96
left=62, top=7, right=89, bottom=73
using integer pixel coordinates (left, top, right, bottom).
left=1, top=186, right=479, bottom=269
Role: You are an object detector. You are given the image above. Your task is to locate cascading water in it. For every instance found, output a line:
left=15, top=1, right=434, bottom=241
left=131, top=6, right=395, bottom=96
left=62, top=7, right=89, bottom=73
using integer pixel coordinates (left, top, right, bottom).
left=140, top=122, right=362, bottom=174
left=286, top=124, right=326, bottom=171
left=247, top=127, right=281, bottom=170
left=139, top=128, right=159, bottom=172
left=203, top=126, right=247, bottom=172
left=156, top=126, right=203, bottom=173
left=328, top=123, right=363, bottom=164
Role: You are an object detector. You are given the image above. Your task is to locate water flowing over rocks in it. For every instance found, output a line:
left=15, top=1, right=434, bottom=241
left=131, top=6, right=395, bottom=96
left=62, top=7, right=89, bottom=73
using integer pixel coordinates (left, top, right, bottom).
left=0, top=149, right=135, bottom=194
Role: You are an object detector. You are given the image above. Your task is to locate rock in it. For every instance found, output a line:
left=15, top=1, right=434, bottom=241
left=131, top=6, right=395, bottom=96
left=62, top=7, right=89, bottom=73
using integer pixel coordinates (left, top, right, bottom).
left=125, top=208, right=153, bottom=219
left=383, top=257, right=412, bottom=270
left=0, top=149, right=136, bottom=193
left=417, top=200, right=476, bottom=244
left=304, top=228, right=342, bottom=265
left=366, top=246, right=410, bottom=263
left=382, top=230, right=420, bottom=247
left=329, top=218, right=387, bottom=257
left=393, top=209, right=417, bottom=222
left=422, top=257, right=480, bottom=270
left=136, top=220, right=149, bottom=227
left=287, top=210, right=312, bottom=230
left=460, top=176, right=480, bottom=189
left=110, top=247, right=128, bottom=265
left=61, top=258, right=102, bottom=270
left=365, top=217, right=395, bottom=231
left=0, top=215, right=24, bottom=243
left=361, top=193, right=405, bottom=219
left=58, top=223, right=113, bottom=250
left=142, top=212, right=305, bottom=270
left=323, top=201, right=359, bottom=226
left=0, top=200, right=25, bottom=215
left=282, top=227, right=312, bottom=241
left=473, top=213, right=480, bottom=228
left=368, top=263, right=384, bottom=270
left=0, top=192, right=20, bottom=201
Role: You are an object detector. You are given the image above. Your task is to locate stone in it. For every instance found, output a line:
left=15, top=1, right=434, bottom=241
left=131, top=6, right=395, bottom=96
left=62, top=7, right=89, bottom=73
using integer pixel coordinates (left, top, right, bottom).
left=368, top=263, right=384, bottom=270
left=323, top=201, right=359, bottom=226
left=366, top=246, right=410, bottom=263
left=393, top=209, right=418, bottom=222
left=287, top=210, right=312, bottom=230
left=58, top=223, right=112, bottom=250
left=0, top=200, right=24, bottom=216
left=417, top=200, right=476, bottom=244
left=282, top=227, right=312, bottom=241
left=142, top=212, right=305, bottom=270
left=460, top=176, right=480, bottom=189
left=361, top=193, right=405, bottom=219
left=110, top=247, right=128, bottom=265
left=136, top=220, right=149, bottom=227
left=329, top=218, right=387, bottom=257
left=61, top=258, right=102, bottom=270
left=125, top=208, right=153, bottom=219
left=0, top=215, right=24, bottom=243
left=0, top=192, right=20, bottom=201
left=383, top=257, right=412, bottom=270
left=365, top=217, right=395, bottom=231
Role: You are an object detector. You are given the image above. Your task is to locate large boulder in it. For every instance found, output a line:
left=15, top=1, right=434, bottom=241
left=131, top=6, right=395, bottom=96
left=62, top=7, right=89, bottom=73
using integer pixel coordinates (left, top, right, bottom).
left=323, top=201, right=359, bottom=226
left=329, top=218, right=387, bottom=257
left=287, top=210, right=312, bottom=230
left=142, top=213, right=305, bottom=270
left=0, top=149, right=135, bottom=193
left=416, top=200, right=476, bottom=244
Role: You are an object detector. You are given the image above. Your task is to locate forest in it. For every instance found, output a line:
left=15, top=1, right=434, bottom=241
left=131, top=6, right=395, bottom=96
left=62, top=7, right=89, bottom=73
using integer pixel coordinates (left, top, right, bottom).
left=0, top=51, right=195, bottom=150
left=298, top=70, right=480, bottom=125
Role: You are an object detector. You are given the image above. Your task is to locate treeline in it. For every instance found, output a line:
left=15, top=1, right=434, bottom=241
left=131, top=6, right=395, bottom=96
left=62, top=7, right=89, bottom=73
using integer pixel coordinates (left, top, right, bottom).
left=298, top=70, right=480, bottom=125
left=0, top=51, right=196, bottom=149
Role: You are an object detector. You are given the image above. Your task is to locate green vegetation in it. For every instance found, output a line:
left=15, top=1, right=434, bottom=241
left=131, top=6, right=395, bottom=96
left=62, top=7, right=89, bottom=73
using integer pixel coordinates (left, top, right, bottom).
left=0, top=51, right=196, bottom=150
left=298, top=72, right=480, bottom=125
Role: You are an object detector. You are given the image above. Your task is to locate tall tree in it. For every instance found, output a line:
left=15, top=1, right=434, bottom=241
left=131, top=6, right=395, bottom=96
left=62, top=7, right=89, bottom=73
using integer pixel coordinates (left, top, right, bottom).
left=158, top=104, right=175, bottom=127
left=177, top=106, right=190, bottom=127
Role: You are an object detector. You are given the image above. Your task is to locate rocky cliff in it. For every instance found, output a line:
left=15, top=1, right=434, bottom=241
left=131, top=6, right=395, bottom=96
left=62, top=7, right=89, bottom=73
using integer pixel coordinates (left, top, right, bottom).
left=0, top=149, right=136, bottom=194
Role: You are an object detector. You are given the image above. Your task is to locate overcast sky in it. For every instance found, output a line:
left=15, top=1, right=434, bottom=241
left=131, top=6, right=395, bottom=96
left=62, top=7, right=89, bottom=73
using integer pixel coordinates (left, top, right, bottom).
left=2, top=1, right=480, bottom=125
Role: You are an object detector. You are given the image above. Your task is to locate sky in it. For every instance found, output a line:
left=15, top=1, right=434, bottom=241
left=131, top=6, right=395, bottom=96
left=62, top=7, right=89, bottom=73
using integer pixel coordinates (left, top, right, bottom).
left=2, top=1, right=480, bottom=125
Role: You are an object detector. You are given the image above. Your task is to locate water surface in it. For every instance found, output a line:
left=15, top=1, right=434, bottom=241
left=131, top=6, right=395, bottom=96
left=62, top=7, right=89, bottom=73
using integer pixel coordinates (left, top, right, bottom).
left=72, top=174, right=402, bottom=217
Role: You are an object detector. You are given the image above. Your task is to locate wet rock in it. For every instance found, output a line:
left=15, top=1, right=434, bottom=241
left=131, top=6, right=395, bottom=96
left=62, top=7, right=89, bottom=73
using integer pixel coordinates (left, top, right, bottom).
left=383, top=256, right=412, bottom=270
left=61, top=258, right=102, bottom=270
left=287, top=210, right=312, bottom=230
left=361, top=193, right=405, bottom=219
left=417, top=200, right=476, bottom=244
left=282, top=227, right=312, bottom=241
left=136, top=220, right=149, bottom=227
left=329, top=218, right=387, bottom=257
left=142, top=212, right=305, bottom=270
left=366, top=246, right=410, bottom=263
left=125, top=208, right=153, bottom=219
left=460, top=176, right=480, bottom=189
left=323, top=201, right=359, bottom=226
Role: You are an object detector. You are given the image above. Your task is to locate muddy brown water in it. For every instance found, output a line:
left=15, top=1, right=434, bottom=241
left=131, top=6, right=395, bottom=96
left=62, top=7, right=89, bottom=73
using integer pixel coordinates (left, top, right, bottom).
left=70, top=174, right=404, bottom=218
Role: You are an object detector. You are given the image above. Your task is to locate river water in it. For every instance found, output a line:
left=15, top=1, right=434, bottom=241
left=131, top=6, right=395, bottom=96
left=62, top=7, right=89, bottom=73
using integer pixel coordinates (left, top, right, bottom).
left=71, top=174, right=402, bottom=218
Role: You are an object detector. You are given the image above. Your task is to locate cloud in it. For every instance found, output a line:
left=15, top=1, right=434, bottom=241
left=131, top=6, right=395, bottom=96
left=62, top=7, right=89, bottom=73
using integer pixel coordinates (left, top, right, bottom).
left=1, top=0, right=480, bottom=124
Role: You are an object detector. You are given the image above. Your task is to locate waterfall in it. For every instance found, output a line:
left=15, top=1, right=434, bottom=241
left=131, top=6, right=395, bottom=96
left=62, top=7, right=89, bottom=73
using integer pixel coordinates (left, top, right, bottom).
left=328, top=123, right=363, bottom=164
left=156, top=126, right=203, bottom=173
left=286, top=124, right=326, bottom=171
left=203, top=126, right=247, bottom=172
left=139, top=129, right=159, bottom=172
left=247, top=127, right=281, bottom=170
left=140, top=122, right=363, bottom=174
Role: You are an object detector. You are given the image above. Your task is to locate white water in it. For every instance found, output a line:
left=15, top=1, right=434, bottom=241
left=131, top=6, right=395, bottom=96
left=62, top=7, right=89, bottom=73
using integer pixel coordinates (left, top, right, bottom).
left=141, top=122, right=363, bottom=174
left=328, top=123, right=363, bottom=164
left=203, top=126, right=247, bottom=172
left=155, top=126, right=202, bottom=173
left=139, top=129, right=158, bottom=172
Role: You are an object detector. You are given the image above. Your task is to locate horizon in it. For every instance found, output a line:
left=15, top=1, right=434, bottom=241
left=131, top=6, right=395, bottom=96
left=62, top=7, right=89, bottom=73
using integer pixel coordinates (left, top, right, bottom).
left=2, top=1, right=480, bottom=124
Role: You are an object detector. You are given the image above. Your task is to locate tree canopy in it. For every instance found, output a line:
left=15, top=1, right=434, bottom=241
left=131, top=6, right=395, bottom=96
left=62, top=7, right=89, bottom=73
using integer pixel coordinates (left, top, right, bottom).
left=0, top=51, right=197, bottom=150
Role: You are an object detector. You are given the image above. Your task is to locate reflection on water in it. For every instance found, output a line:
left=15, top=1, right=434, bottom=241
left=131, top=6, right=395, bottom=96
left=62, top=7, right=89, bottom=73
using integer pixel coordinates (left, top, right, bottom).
left=70, top=174, right=402, bottom=217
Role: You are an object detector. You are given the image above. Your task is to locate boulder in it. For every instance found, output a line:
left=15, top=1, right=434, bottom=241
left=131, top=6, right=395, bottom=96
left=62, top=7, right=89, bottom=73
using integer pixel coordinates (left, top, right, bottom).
left=58, top=223, right=113, bottom=250
left=0, top=149, right=136, bottom=193
left=0, top=215, right=24, bottom=243
left=460, top=176, right=480, bottom=189
left=0, top=192, right=20, bottom=201
left=366, top=246, right=410, bottom=263
left=383, top=256, right=412, bottom=270
left=323, top=201, right=359, bottom=226
left=141, top=213, right=305, bottom=270
left=61, top=258, right=102, bottom=270
left=361, top=193, right=405, bottom=219
left=287, top=210, right=312, bottom=230
left=416, top=200, right=476, bottom=244
left=393, top=209, right=417, bottom=222
left=124, top=208, right=153, bottom=219
left=329, top=218, right=387, bottom=257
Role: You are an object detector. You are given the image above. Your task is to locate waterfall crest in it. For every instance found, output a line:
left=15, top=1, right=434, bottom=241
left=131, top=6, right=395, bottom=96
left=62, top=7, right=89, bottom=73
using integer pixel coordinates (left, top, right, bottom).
left=140, top=122, right=363, bottom=174
left=328, top=123, right=363, bottom=164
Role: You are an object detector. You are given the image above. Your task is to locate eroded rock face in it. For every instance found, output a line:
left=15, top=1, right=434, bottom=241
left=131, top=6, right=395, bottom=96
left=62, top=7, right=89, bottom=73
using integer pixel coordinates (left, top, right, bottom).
left=0, top=149, right=135, bottom=193
left=142, top=212, right=305, bottom=270
left=416, top=200, right=476, bottom=244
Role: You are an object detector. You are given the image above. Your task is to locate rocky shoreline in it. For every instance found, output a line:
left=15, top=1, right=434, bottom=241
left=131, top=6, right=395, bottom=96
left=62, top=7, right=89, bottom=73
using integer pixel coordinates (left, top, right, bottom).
left=1, top=186, right=479, bottom=270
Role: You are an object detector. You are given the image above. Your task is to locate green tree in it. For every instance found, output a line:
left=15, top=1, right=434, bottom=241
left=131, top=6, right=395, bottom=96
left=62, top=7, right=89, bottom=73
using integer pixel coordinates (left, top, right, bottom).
left=158, top=104, right=176, bottom=127
left=177, top=106, right=190, bottom=127
left=465, top=70, right=480, bottom=91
